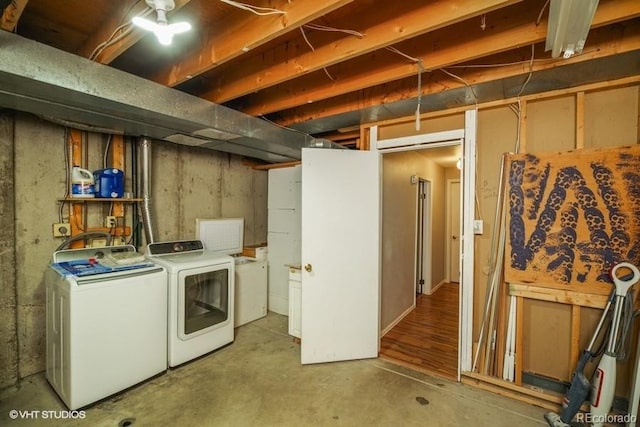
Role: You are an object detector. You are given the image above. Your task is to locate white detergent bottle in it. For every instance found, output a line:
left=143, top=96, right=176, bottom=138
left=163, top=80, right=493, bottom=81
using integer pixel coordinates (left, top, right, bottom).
left=71, top=166, right=95, bottom=198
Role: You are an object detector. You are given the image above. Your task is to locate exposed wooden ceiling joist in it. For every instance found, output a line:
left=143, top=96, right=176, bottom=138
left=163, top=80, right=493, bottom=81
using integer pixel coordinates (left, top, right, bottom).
left=0, top=0, right=28, bottom=31
left=201, top=0, right=520, bottom=104
left=151, top=0, right=354, bottom=87
left=232, top=0, right=640, bottom=118
left=274, top=19, right=640, bottom=128
left=76, top=0, right=192, bottom=64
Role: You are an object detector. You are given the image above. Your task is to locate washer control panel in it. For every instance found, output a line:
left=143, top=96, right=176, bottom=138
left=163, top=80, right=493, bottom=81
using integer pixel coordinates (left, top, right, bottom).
left=147, top=240, right=204, bottom=256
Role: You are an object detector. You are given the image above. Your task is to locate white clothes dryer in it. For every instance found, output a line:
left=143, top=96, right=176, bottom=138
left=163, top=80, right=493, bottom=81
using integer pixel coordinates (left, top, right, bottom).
left=147, top=240, right=235, bottom=367
left=46, top=245, right=167, bottom=410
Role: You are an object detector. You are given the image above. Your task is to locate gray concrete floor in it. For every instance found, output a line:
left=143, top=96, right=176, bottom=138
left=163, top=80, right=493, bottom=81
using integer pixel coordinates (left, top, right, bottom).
left=1, top=313, right=548, bottom=426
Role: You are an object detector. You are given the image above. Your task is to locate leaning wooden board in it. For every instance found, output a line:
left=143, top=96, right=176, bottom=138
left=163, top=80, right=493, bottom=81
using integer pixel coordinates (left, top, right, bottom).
left=505, top=145, right=640, bottom=295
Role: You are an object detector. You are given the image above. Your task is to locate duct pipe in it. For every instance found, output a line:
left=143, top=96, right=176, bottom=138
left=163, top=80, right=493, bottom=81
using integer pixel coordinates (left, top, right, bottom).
left=139, top=137, right=155, bottom=244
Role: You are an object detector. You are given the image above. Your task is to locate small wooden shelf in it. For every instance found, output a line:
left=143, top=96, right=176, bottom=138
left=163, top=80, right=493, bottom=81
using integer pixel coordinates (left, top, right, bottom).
left=58, top=198, right=143, bottom=202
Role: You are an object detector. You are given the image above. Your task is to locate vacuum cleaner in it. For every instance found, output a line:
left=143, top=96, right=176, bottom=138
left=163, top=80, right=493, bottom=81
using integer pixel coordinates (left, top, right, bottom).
left=544, top=262, right=640, bottom=427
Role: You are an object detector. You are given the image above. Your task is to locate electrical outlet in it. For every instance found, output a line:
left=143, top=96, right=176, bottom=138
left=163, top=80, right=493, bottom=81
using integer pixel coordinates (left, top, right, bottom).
left=105, top=216, right=117, bottom=228
left=53, top=223, right=71, bottom=237
left=90, top=238, right=108, bottom=248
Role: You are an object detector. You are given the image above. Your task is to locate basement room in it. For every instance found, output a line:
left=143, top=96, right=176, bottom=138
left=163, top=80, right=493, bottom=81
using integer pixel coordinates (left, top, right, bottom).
left=1, top=0, right=640, bottom=426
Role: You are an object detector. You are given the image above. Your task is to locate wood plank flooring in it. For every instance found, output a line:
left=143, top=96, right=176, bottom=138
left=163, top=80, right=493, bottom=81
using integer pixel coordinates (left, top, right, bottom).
left=379, top=282, right=459, bottom=380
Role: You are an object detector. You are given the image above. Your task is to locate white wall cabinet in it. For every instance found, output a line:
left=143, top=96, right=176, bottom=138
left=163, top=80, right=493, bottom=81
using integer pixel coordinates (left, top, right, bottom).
left=288, top=267, right=302, bottom=338
left=267, top=166, right=301, bottom=315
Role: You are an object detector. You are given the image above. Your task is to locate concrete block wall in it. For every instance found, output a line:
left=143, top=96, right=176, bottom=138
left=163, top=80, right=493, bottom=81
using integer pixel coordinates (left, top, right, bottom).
left=1, top=112, right=268, bottom=389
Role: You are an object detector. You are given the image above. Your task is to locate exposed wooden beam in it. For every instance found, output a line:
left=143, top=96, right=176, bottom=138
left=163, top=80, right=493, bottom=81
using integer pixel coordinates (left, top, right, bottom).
left=203, top=0, right=520, bottom=103
left=275, top=20, right=640, bottom=128
left=1, top=0, right=28, bottom=31
left=151, top=0, right=353, bottom=87
left=77, top=0, right=192, bottom=63
left=236, top=0, right=640, bottom=117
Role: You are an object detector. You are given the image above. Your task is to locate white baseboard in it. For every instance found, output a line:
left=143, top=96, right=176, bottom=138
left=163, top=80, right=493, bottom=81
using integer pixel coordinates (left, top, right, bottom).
left=381, top=304, right=415, bottom=336
left=424, top=279, right=448, bottom=295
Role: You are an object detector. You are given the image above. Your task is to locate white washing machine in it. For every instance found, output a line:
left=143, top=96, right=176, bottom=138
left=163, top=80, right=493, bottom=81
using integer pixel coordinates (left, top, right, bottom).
left=146, top=240, right=235, bottom=368
left=46, top=245, right=167, bottom=410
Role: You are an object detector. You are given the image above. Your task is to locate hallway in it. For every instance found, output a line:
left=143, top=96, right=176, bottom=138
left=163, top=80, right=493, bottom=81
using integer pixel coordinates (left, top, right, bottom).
left=380, top=282, right=459, bottom=380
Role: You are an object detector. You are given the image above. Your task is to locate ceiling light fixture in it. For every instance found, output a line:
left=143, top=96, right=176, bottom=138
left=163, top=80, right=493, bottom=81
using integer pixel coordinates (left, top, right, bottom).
left=545, top=0, right=599, bottom=58
left=132, top=0, right=191, bottom=46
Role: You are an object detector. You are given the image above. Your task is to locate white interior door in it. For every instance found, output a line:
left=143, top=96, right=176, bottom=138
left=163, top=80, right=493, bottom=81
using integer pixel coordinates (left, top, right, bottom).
left=301, top=147, right=380, bottom=364
left=449, top=180, right=461, bottom=282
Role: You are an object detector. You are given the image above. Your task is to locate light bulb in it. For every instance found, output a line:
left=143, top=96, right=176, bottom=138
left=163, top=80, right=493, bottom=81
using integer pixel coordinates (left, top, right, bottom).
left=132, top=5, right=191, bottom=47
left=155, top=25, right=174, bottom=45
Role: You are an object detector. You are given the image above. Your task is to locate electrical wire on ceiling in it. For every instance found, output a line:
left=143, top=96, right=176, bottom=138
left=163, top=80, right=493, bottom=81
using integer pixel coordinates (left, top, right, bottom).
left=537, top=0, right=551, bottom=26
left=220, top=0, right=286, bottom=16
left=303, top=23, right=364, bottom=39
left=90, top=3, right=154, bottom=60
left=439, top=68, right=478, bottom=108
left=385, top=46, right=425, bottom=131
left=300, top=24, right=365, bottom=82
left=299, top=26, right=335, bottom=81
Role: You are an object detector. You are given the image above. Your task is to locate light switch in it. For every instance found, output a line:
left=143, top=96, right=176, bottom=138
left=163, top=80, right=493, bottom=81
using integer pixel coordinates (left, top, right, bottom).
left=473, top=219, right=484, bottom=235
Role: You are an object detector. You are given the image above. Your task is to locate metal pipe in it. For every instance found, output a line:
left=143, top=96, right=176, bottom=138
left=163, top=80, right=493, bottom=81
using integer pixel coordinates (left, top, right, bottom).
left=139, top=137, right=155, bottom=244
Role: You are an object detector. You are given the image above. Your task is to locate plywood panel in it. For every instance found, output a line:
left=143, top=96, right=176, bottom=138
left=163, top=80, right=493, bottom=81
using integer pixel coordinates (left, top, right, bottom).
left=505, top=145, right=640, bottom=292
left=584, top=86, right=639, bottom=149
left=523, top=299, right=571, bottom=380
left=526, top=96, right=575, bottom=153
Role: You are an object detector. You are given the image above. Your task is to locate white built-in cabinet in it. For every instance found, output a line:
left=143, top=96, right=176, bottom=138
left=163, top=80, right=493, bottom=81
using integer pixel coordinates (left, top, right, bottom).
left=287, top=266, right=302, bottom=338
left=267, top=166, right=301, bottom=315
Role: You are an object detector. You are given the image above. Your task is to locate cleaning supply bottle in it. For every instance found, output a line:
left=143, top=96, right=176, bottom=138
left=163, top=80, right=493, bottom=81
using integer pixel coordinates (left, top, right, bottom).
left=93, top=168, right=124, bottom=198
left=71, top=166, right=95, bottom=198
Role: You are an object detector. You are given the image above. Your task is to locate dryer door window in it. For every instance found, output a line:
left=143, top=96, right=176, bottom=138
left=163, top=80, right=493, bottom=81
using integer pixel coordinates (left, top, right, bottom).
left=182, top=268, right=230, bottom=336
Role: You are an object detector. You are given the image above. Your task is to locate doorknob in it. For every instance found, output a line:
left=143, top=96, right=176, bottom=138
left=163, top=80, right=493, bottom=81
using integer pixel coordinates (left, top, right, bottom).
left=452, top=235, right=458, bottom=240
left=304, top=263, right=313, bottom=272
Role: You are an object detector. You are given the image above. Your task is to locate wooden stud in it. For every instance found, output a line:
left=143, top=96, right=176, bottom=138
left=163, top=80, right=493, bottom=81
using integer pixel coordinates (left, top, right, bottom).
left=518, top=100, right=527, bottom=153
left=569, top=305, right=582, bottom=378
left=68, top=129, right=85, bottom=248
left=576, top=92, right=585, bottom=149
left=509, top=283, right=610, bottom=309
left=110, top=135, right=126, bottom=241
left=462, top=372, right=562, bottom=411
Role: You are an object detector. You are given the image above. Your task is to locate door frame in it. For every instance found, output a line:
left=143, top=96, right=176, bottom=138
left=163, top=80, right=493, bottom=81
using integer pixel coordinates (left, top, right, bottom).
left=445, top=178, right=461, bottom=283
left=370, top=109, right=477, bottom=380
left=416, top=179, right=432, bottom=295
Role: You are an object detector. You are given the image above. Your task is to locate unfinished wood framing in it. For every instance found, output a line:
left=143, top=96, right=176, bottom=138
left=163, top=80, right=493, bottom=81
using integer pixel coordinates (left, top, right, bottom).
left=68, top=129, right=85, bottom=248
left=0, top=0, right=27, bottom=31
